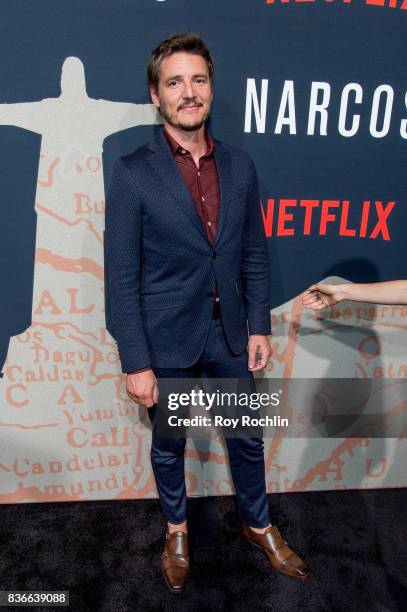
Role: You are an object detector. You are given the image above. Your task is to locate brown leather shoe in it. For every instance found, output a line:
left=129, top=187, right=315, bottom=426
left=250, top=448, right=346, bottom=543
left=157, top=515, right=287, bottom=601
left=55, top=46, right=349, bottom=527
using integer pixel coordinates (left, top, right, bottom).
left=160, top=531, right=189, bottom=593
left=242, top=524, right=310, bottom=580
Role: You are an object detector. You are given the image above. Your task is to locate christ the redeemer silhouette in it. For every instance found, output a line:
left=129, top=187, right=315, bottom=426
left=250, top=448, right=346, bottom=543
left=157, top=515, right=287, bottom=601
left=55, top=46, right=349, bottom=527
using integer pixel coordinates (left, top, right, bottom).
left=0, top=56, right=160, bottom=156
left=0, top=56, right=161, bottom=376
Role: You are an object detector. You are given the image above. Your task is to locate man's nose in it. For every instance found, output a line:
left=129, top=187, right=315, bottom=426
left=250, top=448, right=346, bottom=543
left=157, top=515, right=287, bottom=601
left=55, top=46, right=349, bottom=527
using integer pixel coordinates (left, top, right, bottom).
left=182, top=80, right=195, bottom=99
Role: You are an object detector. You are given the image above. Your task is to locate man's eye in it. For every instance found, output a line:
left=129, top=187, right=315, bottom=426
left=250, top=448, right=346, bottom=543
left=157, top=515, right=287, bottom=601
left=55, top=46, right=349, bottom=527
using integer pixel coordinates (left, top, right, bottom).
left=169, top=81, right=179, bottom=87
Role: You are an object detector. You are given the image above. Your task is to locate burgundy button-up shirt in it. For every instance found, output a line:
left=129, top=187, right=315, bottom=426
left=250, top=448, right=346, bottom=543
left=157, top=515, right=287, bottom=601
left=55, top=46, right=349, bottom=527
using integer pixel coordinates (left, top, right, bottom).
left=163, top=125, right=220, bottom=247
left=128, top=127, right=221, bottom=374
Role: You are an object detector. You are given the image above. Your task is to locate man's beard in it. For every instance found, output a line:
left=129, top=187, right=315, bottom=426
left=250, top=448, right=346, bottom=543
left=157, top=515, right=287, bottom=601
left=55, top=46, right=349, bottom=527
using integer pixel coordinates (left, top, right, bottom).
left=159, top=99, right=210, bottom=131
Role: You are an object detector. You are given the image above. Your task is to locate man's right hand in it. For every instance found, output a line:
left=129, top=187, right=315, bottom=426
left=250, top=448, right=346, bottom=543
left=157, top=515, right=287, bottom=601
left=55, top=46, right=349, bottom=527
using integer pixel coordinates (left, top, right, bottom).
left=126, top=369, right=158, bottom=408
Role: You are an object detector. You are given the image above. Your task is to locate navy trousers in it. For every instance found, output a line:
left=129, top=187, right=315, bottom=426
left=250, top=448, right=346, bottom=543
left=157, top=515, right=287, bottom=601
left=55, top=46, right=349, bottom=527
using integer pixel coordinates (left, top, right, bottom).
left=147, top=313, right=271, bottom=528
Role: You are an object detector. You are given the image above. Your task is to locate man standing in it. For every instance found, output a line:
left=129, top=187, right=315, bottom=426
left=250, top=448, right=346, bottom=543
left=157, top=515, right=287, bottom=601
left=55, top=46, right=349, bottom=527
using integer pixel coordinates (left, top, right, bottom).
left=105, top=33, right=309, bottom=592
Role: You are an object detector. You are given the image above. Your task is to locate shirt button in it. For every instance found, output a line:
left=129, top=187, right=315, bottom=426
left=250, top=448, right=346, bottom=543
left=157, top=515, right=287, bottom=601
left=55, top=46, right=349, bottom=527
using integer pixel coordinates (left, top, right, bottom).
left=201, top=196, right=205, bottom=202
left=197, top=172, right=201, bottom=176
left=207, top=221, right=212, bottom=226
left=181, top=149, right=186, bottom=154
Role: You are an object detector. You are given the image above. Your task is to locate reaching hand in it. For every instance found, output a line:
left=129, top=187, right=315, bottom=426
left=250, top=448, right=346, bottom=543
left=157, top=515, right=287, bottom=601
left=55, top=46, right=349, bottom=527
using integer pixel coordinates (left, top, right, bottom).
left=302, top=283, right=344, bottom=310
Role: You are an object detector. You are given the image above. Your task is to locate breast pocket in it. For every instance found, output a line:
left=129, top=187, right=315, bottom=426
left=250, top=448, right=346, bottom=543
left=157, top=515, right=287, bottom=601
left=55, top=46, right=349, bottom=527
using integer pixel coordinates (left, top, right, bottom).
left=141, top=288, right=184, bottom=311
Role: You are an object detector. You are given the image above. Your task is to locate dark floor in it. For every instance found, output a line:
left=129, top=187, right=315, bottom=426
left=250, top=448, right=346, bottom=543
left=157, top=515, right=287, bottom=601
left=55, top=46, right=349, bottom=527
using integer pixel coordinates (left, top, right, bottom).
left=0, top=488, right=406, bottom=612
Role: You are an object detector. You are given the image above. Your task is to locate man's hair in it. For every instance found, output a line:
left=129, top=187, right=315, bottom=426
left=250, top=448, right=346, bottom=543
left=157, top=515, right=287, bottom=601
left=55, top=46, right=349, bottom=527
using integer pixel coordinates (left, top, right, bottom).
left=147, top=32, right=214, bottom=91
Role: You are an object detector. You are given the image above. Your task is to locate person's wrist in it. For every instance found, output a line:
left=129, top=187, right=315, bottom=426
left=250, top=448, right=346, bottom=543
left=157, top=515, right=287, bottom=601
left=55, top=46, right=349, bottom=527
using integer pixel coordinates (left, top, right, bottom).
left=335, top=284, right=349, bottom=302
left=127, top=366, right=152, bottom=375
left=249, top=332, right=271, bottom=337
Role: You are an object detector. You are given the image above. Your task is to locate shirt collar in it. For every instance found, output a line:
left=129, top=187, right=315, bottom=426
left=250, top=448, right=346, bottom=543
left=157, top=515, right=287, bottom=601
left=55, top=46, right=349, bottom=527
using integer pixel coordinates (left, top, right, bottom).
left=163, top=125, right=215, bottom=158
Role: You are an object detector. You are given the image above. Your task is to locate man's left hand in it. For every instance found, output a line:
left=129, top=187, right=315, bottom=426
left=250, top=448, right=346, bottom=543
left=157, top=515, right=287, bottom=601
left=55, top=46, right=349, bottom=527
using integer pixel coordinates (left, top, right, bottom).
left=248, top=335, right=272, bottom=371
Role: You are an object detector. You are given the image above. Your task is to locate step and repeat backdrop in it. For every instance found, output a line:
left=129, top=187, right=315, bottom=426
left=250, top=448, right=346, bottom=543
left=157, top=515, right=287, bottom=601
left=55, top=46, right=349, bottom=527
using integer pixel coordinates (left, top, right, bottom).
left=0, top=0, right=405, bottom=504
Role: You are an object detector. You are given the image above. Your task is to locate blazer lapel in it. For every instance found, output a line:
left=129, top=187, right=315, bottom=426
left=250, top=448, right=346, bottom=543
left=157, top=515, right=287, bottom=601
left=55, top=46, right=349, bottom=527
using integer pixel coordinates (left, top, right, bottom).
left=146, top=130, right=233, bottom=248
left=213, top=142, right=232, bottom=247
left=147, top=131, right=209, bottom=243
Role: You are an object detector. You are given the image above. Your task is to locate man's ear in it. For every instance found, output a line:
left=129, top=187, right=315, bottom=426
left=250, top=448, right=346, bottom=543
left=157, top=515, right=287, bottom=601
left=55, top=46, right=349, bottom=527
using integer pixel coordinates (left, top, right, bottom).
left=150, top=86, right=160, bottom=109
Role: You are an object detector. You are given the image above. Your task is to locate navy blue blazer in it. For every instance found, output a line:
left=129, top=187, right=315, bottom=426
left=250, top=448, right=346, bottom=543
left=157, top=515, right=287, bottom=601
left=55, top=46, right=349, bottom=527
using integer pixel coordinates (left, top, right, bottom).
left=104, top=129, right=271, bottom=373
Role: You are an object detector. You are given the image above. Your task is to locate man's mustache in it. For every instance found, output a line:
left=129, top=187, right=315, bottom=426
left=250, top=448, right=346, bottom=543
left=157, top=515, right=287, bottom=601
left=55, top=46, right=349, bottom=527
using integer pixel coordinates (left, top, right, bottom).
left=177, top=100, right=204, bottom=111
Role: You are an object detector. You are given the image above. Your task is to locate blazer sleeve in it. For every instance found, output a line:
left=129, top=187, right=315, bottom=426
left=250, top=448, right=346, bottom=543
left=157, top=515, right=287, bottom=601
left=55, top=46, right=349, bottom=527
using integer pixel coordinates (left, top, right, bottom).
left=104, top=157, right=152, bottom=373
left=241, top=156, right=272, bottom=336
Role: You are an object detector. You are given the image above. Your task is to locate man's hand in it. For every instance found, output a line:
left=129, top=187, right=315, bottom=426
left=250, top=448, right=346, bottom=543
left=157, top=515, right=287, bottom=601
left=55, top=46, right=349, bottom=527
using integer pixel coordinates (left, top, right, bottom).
left=302, top=283, right=344, bottom=310
left=248, top=335, right=272, bottom=371
left=126, top=369, right=159, bottom=408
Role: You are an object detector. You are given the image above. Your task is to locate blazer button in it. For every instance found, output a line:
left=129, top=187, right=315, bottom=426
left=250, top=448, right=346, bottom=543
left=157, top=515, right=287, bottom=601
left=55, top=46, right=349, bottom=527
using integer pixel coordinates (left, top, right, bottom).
left=206, top=291, right=214, bottom=297
left=212, top=251, right=217, bottom=259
